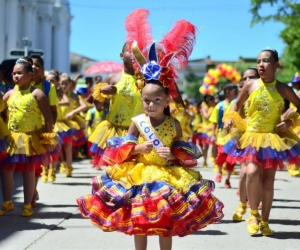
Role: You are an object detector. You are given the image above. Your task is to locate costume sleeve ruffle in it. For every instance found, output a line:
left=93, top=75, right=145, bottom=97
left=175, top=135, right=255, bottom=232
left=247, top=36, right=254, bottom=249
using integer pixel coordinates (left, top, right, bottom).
left=170, top=141, right=202, bottom=168
left=222, top=111, right=246, bottom=132
left=40, top=133, right=60, bottom=146
left=92, top=83, right=110, bottom=102
left=102, top=134, right=138, bottom=165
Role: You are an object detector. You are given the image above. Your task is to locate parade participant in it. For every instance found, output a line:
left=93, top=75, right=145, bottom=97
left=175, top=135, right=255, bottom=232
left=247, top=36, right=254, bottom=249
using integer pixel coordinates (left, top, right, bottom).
left=232, top=67, right=261, bottom=221
left=30, top=55, right=59, bottom=204
left=40, top=71, right=72, bottom=182
left=77, top=23, right=224, bottom=248
left=209, top=83, right=238, bottom=188
left=200, top=95, right=216, bottom=168
left=0, top=57, right=57, bottom=216
left=60, top=73, right=87, bottom=177
left=286, top=72, right=300, bottom=177
left=224, top=48, right=300, bottom=236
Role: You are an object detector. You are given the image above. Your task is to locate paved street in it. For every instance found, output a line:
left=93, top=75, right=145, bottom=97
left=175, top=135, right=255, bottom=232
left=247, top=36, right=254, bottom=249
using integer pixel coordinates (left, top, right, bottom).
left=0, top=158, right=299, bottom=250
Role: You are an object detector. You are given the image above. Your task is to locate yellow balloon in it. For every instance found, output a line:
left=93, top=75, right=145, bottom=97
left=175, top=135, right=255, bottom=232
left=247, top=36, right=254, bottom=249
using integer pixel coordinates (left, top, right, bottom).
left=203, top=76, right=211, bottom=84
left=208, top=85, right=215, bottom=94
left=199, top=86, right=206, bottom=94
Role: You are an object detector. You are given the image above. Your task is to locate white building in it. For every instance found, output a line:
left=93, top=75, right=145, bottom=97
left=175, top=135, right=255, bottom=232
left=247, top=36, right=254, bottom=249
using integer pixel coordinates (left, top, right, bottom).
left=0, top=0, right=72, bottom=72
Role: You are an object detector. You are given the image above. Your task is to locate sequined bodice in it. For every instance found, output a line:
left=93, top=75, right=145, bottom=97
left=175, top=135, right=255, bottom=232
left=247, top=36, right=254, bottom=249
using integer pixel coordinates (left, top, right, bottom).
left=106, top=71, right=143, bottom=127
left=60, top=92, right=77, bottom=117
left=136, top=115, right=177, bottom=167
left=247, top=79, right=284, bottom=133
left=7, top=86, right=42, bottom=133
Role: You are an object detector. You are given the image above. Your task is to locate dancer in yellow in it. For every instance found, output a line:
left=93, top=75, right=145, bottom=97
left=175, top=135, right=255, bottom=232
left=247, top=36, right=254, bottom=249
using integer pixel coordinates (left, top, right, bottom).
left=224, top=48, right=300, bottom=236
left=77, top=18, right=224, bottom=248
left=0, top=57, right=58, bottom=216
left=199, top=95, right=216, bottom=168
left=60, top=73, right=87, bottom=177
left=286, top=72, right=300, bottom=177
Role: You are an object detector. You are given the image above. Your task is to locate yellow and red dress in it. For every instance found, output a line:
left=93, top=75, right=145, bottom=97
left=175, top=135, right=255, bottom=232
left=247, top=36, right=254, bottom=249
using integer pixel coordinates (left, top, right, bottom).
left=0, top=98, right=10, bottom=160
left=198, top=106, right=214, bottom=147
left=60, top=93, right=86, bottom=147
left=3, top=86, right=58, bottom=171
left=223, top=79, right=300, bottom=170
left=89, top=71, right=143, bottom=167
left=54, top=104, right=76, bottom=145
left=77, top=114, right=224, bottom=237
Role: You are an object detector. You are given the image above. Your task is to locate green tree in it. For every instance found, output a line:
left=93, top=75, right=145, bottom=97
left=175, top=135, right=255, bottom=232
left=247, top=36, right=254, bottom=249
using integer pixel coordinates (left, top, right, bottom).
left=183, top=72, right=203, bottom=102
left=250, top=0, right=300, bottom=81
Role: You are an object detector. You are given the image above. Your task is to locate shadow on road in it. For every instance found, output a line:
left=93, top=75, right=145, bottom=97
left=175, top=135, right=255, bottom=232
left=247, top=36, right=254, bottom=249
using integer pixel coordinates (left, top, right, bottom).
left=271, top=219, right=300, bottom=226
left=272, top=205, right=300, bottom=209
left=192, top=230, right=227, bottom=235
left=273, top=198, right=300, bottom=203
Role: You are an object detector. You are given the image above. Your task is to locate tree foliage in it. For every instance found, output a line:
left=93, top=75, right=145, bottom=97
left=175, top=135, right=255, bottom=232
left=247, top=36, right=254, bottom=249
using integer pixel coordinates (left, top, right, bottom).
left=183, top=72, right=203, bottom=102
left=250, top=0, right=300, bottom=76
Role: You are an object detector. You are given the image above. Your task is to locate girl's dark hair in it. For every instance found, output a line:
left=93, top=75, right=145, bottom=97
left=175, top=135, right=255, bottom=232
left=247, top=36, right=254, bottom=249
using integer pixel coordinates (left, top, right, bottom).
left=30, top=55, right=44, bottom=67
left=261, top=48, right=279, bottom=62
left=203, top=95, right=214, bottom=104
left=142, top=80, right=171, bottom=116
left=246, top=67, right=259, bottom=77
left=48, top=69, right=60, bottom=81
left=15, top=56, right=33, bottom=72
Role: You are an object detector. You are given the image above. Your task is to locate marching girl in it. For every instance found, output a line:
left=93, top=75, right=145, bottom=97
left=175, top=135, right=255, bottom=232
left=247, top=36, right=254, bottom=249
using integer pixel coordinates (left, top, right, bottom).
left=0, top=57, right=58, bottom=216
left=39, top=70, right=72, bottom=182
left=77, top=16, right=224, bottom=250
left=199, top=95, right=216, bottom=168
left=224, top=48, right=300, bottom=236
left=59, top=73, right=87, bottom=177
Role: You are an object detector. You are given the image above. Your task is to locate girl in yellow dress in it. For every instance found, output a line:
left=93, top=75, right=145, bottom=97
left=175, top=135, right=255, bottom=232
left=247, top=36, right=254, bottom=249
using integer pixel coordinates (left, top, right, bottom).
left=199, top=95, right=216, bottom=168
left=0, top=57, right=58, bottom=217
left=224, top=48, right=300, bottom=236
left=78, top=79, right=224, bottom=248
left=286, top=72, right=300, bottom=177
left=77, top=17, right=224, bottom=247
left=59, top=73, right=87, bottom=177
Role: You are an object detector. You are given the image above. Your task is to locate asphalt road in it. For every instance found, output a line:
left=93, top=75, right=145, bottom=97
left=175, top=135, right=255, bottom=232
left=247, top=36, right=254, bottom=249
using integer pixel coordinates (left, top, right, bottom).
left=0, top=159, right=299, bottom=250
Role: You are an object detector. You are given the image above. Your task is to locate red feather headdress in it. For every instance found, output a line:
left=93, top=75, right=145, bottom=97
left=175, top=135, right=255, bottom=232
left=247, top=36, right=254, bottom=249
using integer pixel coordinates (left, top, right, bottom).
left=125, top=9, right=197, bottom=98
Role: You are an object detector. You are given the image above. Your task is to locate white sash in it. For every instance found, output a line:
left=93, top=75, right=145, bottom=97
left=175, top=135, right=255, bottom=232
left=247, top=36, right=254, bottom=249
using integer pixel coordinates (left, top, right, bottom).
left=132, top=114, right=164, bottom=150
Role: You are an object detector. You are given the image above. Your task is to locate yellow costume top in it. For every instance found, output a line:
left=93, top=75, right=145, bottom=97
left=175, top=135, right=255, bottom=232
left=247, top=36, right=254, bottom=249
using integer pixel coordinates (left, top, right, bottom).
left=246, top=79, right=284, bottom=133
left=32, top=81, right=58, bottom=106
left=209, top=99, right=234, bottom=145
left=106, top=71, right=143, bottom=127
left=107, top=115, right=200, bottom=190
left=8, top=86, right=43, bottom=133
left=89, top=71, right=144, bottom=159
left=85, top=107, right=104, bottom=136
left=6, top=85, right=50, bottom=159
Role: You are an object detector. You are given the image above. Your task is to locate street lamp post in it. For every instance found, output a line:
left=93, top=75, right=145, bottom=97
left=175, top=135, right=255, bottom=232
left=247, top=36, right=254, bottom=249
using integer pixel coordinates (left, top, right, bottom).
left=22, top=37, right=32, bottom=56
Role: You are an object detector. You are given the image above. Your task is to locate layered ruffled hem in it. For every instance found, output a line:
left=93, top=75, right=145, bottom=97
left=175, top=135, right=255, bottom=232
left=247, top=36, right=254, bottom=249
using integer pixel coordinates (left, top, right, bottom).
left=198, top=132, right=212, bottom=146
left=224, top=130, right=300, bottom=170
left=55, top=121, right=76, bottom=144
left=1, top=131, right=59, bottom=171
left=77, top=171, right=223, bottom=236
left=89, top=120, right=128, bottom=167
left=73, top=129, right=86, bottom=147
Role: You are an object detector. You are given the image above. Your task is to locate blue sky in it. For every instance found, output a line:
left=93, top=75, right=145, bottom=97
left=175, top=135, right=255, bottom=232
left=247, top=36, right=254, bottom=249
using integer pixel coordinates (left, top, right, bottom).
left=69, top=0, right=285, bottom=62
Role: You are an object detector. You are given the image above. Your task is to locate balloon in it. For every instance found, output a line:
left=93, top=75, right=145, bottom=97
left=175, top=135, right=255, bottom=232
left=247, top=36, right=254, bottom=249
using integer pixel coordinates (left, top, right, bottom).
left=203, top=76, right=211, bottom=84
left=208, top=85, right=215, bottom=94
left=199, top=85, right=206, bottom=94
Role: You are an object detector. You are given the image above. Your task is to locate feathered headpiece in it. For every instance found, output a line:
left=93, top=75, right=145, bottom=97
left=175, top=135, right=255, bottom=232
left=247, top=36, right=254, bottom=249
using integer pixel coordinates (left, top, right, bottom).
left=125, top=9, right=197, bottom=98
